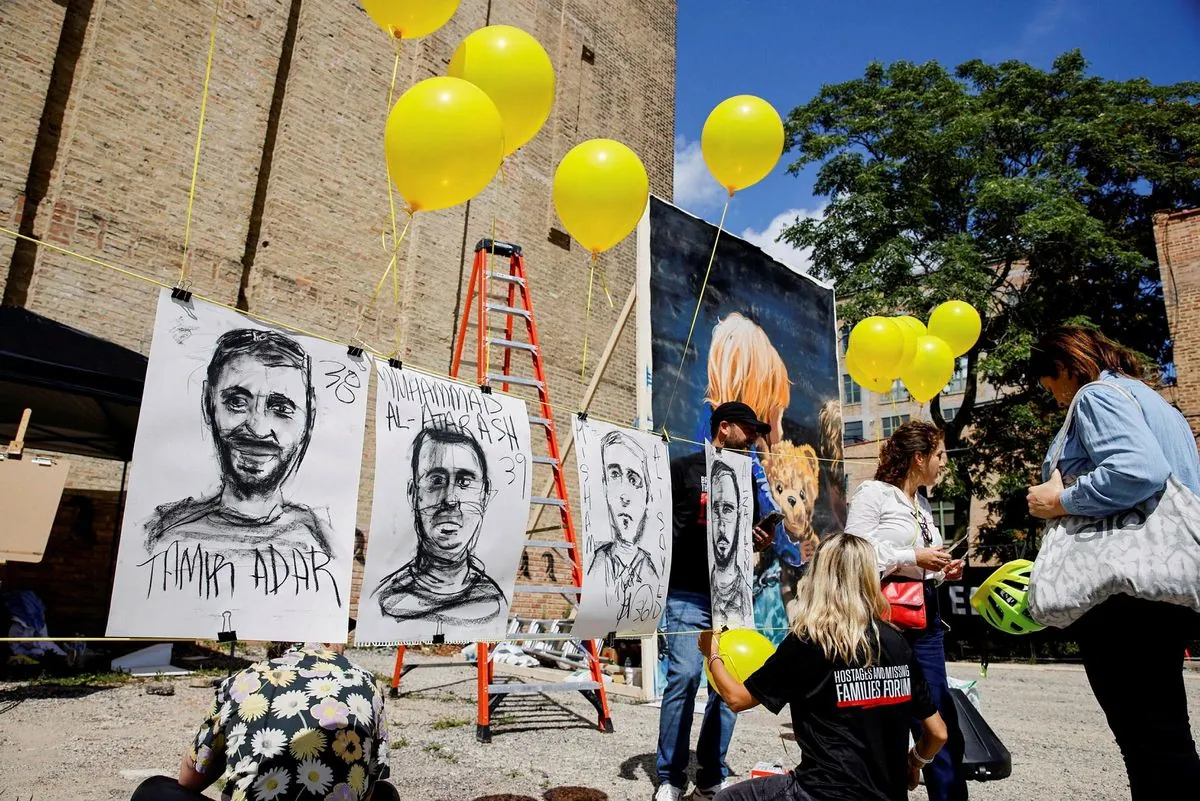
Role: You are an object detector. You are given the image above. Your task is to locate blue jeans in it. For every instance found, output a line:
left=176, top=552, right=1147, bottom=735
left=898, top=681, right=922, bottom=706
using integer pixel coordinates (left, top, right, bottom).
left=656, top=590, right=737, bottom=789
left=907, top=592, right=968, bottom=801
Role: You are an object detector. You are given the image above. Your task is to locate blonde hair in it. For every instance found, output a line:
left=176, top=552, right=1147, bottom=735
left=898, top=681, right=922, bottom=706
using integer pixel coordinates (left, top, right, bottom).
left=705, top=313, right=791, bottom=423
left=790, top=533, right=891, bottom=665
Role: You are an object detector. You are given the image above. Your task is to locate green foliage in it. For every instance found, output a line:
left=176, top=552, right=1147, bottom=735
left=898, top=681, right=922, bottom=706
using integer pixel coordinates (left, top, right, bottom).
left=782, top=51, right=1200, bottom=556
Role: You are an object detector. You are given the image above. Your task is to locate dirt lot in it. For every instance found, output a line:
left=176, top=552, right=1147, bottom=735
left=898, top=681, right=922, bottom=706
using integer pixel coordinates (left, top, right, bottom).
left=2, top=650, right=1197, bottom=800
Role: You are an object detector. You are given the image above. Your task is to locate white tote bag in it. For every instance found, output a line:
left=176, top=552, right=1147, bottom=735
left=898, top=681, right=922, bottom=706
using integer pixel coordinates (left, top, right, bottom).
left=1028, top=381, right=1200, bottom=629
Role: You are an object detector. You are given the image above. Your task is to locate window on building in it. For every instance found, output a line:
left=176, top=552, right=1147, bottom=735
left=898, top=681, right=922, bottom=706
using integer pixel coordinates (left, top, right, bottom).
left=943, top=406, right=958, bottom=422
left=928, top=498, right=956, bottom=542
left=943, top=356, right=968, bottom=395
left=885, top=379, right=909, bottom=403
left=882, top=414, right=910, bottom=438
left=840, top=324, right=851, bottom=352
left=843, top=420, right=864, bottom=444
left=843, top=374, right=861, bottom=405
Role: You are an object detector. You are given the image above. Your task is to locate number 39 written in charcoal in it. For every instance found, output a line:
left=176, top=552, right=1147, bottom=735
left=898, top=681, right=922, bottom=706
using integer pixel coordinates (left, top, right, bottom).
left=500, top=452, right=528, bottom=495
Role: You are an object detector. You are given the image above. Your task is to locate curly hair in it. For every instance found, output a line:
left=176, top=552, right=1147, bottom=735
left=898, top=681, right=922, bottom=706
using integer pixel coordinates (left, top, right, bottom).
left=874, top=420, right=943, bottom=487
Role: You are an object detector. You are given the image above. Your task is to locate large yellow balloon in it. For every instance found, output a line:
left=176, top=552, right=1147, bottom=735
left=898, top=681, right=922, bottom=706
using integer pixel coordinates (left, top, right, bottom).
left=553, top=139, right=649, bottom=254
left=704, top=628, right=776, bottom=691
left=894, top=315, right=926, bottom=373
left=848, top=317, right=905, bottom=379
left=928, top=301, right=981, bottom=357
left=901, top=335, right=956, bottom=403
left=385, top=77, right=504, bottom=213
left=449, top=25, right=555, bottom=156
left=362, top=0, right=459, bottom=39
left=845, top=349, right=894, bottom=395
left=701, top=95, right=784, bottom=194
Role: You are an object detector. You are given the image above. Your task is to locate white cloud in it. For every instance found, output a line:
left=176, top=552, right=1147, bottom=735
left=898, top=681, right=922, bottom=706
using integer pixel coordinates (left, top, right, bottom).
left=672, top=136, right=726, bottom=213
left=740, top=206, right=825, bottom=275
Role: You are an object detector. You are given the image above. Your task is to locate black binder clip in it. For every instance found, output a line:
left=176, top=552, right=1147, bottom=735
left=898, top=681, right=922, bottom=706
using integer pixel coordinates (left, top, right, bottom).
left=388, top=357, right=403, bottom=370
left=661, top=429, right=671, bottom=444
left=480, top=383, right=493, bottom=395
left=432, top=633, right=446, bottom=645
left=347, top=345, right=364, bottom=358
left=577, top=411, right=588, bottom=422
left=171, top=286, right=193, bottom=303
left=217, top=610, right=236, bottom=643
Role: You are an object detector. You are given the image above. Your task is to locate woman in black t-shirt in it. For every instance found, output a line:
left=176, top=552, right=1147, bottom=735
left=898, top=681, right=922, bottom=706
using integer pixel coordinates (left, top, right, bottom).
left=700, top=533, right=948, bottom=801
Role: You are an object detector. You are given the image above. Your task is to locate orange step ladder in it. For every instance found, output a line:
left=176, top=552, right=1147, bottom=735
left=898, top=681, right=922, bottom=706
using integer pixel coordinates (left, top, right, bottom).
left=388, top=239, right=613, bottom=743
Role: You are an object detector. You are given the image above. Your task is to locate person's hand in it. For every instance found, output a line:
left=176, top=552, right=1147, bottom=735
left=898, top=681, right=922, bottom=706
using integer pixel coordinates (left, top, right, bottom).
left=1028, top=470, right=1066, bottom=519
left=800, top=537, right=817, bottom=562
left=698, top=630, right=720, bottom=659
left=751, top=525, right=773, bottom=552
left=943, top=559, right=965, bottom=582
left=907, top=762, right=921, bottom=791
left=914, top=546, right=952, bottom=572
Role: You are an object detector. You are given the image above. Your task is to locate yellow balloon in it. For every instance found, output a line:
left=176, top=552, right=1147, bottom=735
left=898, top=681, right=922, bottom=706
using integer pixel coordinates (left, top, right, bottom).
left=845, top=349, right=894, bottom=395
left=894, top=315, right=926, bottom=372
left=553, top=139, right=649, bottom=254
left=385, top=77, right=504, bottom=213
left=701, top=95, right=784, bottom=194
left=928, top=300, right=982, bottom=357
left=449, top=25, right=555, bottom=156
left=901, top=335, right=956, bottom=403
left=704, top=628, right=777, bottom=691
left=848, top=317, right=905, bottom=379
left=362, top=0, right=459, bottom=39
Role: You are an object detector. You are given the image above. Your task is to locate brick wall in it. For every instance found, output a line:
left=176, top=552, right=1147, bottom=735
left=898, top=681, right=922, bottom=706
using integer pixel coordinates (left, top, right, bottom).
left=1154, top=208, right=1200, bottom=439
left=1, top=0, right=675, bottom=631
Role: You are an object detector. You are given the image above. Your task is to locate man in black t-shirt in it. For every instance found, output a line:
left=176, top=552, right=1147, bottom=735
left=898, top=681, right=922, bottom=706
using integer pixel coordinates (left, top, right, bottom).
left=655, top=402, right=774, bottom=801
left=700, top=623, right=948, bottom=801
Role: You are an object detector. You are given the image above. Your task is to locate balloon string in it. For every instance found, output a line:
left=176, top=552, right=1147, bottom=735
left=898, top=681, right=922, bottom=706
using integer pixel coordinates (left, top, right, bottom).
left=581, top=252, right=599, bottom=380
left=385, top=38, right=404, bottom=306
left=177, top=0, right=221, bottom=287
left=662, top=193, right=732, bottom=427
left=355, top=213, right=413, bottom=349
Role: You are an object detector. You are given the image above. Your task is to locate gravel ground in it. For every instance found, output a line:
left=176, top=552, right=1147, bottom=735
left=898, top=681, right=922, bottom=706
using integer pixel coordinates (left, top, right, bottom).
left=2, top=650, right=1197, bottom=800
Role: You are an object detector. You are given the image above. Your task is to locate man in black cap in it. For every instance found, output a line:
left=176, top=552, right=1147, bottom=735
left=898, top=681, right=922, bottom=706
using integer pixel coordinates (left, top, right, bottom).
left=654, top=402, right=774, bottom=801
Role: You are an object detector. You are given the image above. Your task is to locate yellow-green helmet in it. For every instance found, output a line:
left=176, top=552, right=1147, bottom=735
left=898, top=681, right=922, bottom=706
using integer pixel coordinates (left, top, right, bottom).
left=970, top=560, right=1045, bottom=635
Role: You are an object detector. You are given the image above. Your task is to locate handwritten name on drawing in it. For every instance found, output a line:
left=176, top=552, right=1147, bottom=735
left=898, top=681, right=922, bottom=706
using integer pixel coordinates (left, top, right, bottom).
left=138, top=542, right=342, bottom=606
left=379, top=370, right=522, bottom=453
left=833, top=664, right=913, bottom=708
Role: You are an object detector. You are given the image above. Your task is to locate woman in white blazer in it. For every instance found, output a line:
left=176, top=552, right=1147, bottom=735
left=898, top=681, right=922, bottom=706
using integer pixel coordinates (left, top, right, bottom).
left=845, top=420, right=967, bottom=801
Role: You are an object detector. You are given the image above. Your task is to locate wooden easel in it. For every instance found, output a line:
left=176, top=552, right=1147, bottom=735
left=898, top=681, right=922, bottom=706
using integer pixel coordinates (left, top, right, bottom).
left=5, top=408, right=31, bottom=460
left=0, top=408, right=70, bottom=565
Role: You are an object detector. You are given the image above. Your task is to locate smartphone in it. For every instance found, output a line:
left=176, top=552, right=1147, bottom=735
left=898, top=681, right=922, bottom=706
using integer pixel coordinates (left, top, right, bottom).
left=756, top=510, right=785, bottom=531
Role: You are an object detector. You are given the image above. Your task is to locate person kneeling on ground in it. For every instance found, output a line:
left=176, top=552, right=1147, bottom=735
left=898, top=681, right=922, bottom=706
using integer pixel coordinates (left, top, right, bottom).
left=131, top=642, right=397, bottom=801
left=700, top=533, right=948, bottom=801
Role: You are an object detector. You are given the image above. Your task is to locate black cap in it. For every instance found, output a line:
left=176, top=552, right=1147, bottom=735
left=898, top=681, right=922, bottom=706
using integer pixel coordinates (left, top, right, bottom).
left=710, top=401, right=771, bottom=439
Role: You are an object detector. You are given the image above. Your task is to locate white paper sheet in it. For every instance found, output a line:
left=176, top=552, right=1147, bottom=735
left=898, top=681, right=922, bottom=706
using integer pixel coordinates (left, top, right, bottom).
left=706, top=444, right=754, bottom=629
left=106, top=290, right=368, bottom=641
left=356, top=364, right=533, bottom=644
left=571, top=418, right=673, bottom=639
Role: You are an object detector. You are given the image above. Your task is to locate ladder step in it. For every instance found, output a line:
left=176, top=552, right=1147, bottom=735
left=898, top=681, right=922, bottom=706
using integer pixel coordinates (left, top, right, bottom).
left=525, top=539, right=573, bottom=549
left=489, top=338, right=537, bottom=353
left=488, top=682, right=600, bottom=694
left=532, top=496, right=566, bottom=507
left=487, top=273, right=525, bottom=284
left=529, top=416, right=552, bottom=427
left=531, top=455, right=559, bottom=466
left=486, top=303, right=531, bottom=319
left=514, top=585, right=582, bottom=595
left=488, top=373, right=543, bottom=388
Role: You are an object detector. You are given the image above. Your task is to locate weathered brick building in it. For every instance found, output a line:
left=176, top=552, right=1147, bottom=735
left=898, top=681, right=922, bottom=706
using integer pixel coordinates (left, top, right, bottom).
left=0, top=0, right=676, bottom=632
left=1155, top=207, right=1200, bottom=439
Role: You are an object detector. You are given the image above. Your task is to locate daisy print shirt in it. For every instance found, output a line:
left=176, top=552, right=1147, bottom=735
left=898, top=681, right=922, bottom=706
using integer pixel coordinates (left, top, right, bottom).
left=190, top=644, right=389, bottom=801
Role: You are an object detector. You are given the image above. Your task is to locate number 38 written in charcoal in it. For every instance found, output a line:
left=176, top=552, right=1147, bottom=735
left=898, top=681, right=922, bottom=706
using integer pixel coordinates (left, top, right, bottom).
left=320, top=360, right=366, bottom=404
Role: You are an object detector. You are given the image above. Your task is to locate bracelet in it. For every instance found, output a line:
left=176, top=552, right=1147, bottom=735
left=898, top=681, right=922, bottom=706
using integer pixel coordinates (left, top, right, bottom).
left=908, top=747, right=933, bottom=767
left=707, top=655, right=725, bottom=666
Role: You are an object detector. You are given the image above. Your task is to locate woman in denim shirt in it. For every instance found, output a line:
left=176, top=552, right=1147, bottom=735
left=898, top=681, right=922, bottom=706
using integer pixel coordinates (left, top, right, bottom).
left=1026, top=326, right=1200, bottom=800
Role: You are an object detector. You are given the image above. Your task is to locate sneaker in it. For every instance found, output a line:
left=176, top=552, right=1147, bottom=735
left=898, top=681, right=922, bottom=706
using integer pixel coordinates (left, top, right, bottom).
left=653, top=784, right=685, bottom=801
left=691, top=779, right=734, bottom=800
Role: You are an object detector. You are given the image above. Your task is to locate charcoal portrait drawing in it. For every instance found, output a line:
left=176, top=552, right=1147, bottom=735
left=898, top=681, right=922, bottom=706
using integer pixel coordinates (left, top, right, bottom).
left=709, top=458, right=752, bottom=625
left=373, top=422, right=506, bottom=626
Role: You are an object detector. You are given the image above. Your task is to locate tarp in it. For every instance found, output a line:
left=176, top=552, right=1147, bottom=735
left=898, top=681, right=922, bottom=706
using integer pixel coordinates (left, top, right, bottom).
left=0, top=305, right=146, bottom=461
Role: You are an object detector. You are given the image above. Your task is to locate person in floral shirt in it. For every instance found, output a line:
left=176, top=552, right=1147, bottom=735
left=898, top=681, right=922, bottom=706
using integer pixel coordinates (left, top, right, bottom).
left=130, top=644, right=395, bottom=801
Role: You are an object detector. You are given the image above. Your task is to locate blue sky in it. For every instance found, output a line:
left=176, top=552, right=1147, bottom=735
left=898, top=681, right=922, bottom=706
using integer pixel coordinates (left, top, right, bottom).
left=673, top=0, right=1200, bottom=272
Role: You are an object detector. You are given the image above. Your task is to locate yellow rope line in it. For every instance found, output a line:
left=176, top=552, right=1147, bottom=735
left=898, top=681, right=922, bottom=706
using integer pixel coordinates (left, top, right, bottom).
left=354, top=213, right=414, bottom=349
left=581, top=251, right=599, bottom=380
left=0, top=628, right=794, bottom=644
left=662, top=193, right=731, bottom=425
left=385, top=39, right=404, bottom=307
left=0, top=225, right=882, bottom=467
left=177, top=0, right=221, bottom=287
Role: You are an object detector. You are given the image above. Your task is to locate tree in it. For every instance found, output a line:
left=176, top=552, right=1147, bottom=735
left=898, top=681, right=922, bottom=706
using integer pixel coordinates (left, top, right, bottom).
left=782, top=51, right=1200, bottom=559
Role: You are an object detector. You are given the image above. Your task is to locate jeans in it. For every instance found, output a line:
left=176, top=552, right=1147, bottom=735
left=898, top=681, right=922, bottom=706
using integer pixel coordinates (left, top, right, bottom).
left=713, top=772, right=814, bottom=801
left=1074, top=595, right=1200, bottom=800
left=905, top=586, right=968, bottom=801
left=657, top=590, right=738, bottom=789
